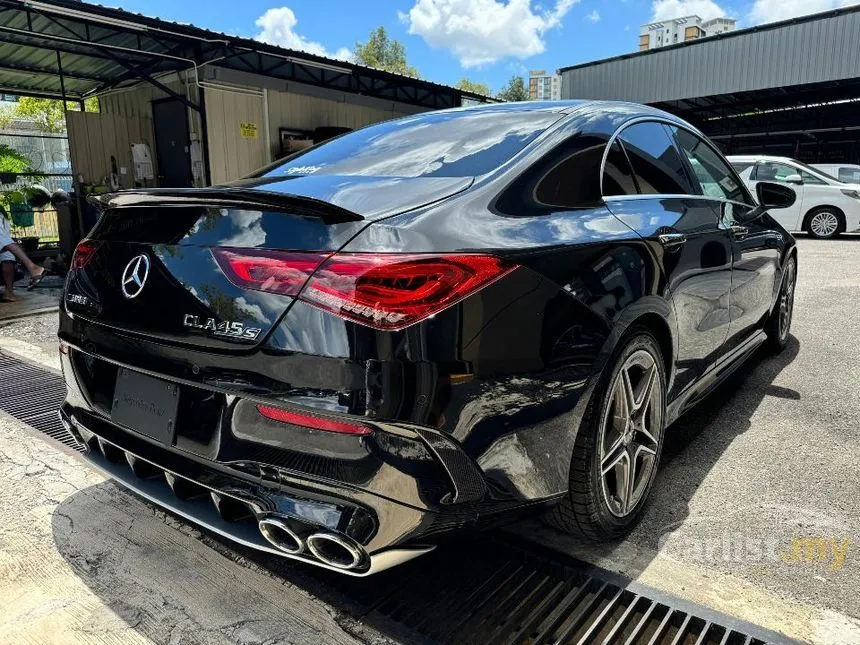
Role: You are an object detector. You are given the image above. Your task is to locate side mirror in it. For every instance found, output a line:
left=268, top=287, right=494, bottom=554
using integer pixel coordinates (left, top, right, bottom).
left=784, top=174, right=803, bottom=185
left=756, top=181, right=797, bottom=209
left=739, top=181, right=797, bottom=222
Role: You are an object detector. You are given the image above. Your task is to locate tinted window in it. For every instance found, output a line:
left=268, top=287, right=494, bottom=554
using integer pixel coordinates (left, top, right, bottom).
left=602, top=140, right=638, bottom=196
left=259, top=110, right=562, bottom=179
left=617, top=122, right=693, bottom=195
left=533, top=135, right=606, bottom=207
left=753, top=162, right=797, bottom=182
left=672, top=128, right=750, bottom=204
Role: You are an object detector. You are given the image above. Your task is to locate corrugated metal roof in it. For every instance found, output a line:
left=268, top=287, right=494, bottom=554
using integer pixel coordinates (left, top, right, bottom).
left=0, top=0, right=491, bottom=108
left=559, top=4, right=860, bottom=104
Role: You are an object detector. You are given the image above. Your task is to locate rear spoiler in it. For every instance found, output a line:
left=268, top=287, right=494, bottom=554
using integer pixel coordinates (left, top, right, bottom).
left=87, top=187, right=364, bottom=224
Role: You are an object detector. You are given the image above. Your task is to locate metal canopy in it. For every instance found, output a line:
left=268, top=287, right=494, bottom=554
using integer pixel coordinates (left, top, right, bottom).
left=0, top=0, right=488, bottom=110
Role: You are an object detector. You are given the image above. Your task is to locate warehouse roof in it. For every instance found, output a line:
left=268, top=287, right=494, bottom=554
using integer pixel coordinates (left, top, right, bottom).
left=0, top=0, right=490, bottom=110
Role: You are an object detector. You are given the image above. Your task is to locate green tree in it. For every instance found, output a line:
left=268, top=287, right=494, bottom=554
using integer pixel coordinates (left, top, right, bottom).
left=0, top=144, right=33, bottom=174
left=455, top=78, right=492, bottom=97
left=354, top=27, right=419, bottom=78
left=496, top=76, right=529, bottom=102
left=0, top=96, right=99, bottom=134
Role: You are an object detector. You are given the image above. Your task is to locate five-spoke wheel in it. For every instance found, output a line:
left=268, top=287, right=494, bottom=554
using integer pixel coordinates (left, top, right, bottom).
left=598, top=349, right=663, bottom=518
left=547, top=331, right=666, bottom=540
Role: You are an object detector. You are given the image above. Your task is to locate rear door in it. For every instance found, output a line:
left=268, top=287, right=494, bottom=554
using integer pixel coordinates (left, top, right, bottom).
left=604, top=121, right=733, bottom=398
left=748, top=161, right=804, bottom=231
left=671, top=128, right=780, bottom=352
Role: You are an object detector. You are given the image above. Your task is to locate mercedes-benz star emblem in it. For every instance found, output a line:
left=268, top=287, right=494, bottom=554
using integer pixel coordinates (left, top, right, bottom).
left=121, top=254, right=150, bottom=299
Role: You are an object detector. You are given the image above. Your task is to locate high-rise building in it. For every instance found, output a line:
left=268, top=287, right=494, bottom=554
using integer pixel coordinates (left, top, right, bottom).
left=638, top=15, right=736, bottom=51
left=528, top=70, right=561, bottom=101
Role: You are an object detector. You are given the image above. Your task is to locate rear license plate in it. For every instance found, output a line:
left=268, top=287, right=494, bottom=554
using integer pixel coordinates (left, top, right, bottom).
left=111, top=368, right=180, bottom=444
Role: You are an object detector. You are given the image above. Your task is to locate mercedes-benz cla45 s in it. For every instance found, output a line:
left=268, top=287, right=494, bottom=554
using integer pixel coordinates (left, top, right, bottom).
left=59, top=101, right=798, bottom=575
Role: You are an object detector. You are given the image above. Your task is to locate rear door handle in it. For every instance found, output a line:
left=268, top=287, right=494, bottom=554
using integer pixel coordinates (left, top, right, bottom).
left=657, top=232, right=687, bottom=251
left=730, top=225, right=749, bottom=239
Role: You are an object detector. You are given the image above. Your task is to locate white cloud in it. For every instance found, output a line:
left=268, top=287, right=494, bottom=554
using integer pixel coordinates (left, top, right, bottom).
left=586, top=9, right=600, bottom=22
left=650, top=0, right=727, bottom=21
left=254, top=7, right=351, bottom=60
left=748, top=0, right=860, bottom=24
left=402, top=0, right=579, bottom=68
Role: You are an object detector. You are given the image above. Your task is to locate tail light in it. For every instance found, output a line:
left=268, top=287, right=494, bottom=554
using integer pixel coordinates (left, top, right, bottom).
left=71, top=239, right=102, bottom=270
left=256, top=404, right=371, bottom=435
left=213, top=249, right=514, bottom=331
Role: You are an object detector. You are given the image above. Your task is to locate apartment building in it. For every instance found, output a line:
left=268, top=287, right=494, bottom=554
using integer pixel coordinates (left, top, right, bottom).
left=528, top=70, right=561, bottom=101
left=639, top=15, right=736, bottom=50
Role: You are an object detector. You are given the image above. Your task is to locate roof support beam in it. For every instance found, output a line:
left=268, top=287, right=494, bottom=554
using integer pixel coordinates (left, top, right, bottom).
left=0, top=60, right=110, bottom=83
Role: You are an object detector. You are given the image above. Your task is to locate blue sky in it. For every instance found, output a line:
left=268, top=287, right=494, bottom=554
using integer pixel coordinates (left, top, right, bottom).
left=111, top=0, right=856, bottom=94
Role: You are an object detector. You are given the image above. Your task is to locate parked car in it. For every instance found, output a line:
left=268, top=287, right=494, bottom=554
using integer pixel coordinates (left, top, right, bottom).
left=812, top=163, right=860, bottom=185
left=59, top=102, right=798, bottom=576
left=729, top=155, right=860, bottom=238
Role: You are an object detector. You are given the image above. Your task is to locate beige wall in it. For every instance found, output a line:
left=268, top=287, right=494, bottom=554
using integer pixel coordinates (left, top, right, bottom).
left=203, top=87, right=266, bottom=185
left=66, top=110, right=155, bottom=190
left=264, top=89, right=417, bottom=163
left=90, top=68, right=431, bottom=186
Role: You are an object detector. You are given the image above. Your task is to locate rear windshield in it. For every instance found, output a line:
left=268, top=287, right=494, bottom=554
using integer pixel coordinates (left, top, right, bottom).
left=258, top=110, right=562, bottom=179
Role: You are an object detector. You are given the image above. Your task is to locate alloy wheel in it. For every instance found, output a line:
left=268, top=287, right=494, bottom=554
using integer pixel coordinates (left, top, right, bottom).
left=810, top=211, right=839, bottom=238
left=598, top=349, right=664, bottom=518
left=779, top=260, right=796, bottom=341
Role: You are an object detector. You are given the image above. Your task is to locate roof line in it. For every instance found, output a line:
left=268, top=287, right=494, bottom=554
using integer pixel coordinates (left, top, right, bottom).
left=558, top=4, right=860, bottom=73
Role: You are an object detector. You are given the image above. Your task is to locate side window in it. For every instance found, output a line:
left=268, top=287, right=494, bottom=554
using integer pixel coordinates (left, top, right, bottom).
left=602, top=140, right=638, bottom=196
left=532, top=134, right=607, bottom=208
left=671, top=127, right=751, bottom=204
left=617, top=122, right=694, bottom=195
left=838, top=168, right=860, bottom=183
left=800, top=170, right=826, bottom=185
left=753, top=162, right=797, bottom=182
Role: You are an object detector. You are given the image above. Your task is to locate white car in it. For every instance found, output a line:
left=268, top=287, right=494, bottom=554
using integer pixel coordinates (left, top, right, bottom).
left=812, top=163, right=860, bottom=185
left=728, top=155, right=860, bottom=239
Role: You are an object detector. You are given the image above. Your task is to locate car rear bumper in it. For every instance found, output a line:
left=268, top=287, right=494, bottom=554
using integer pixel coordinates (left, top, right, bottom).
left=58, top=346, right=537, bottom=575
left=60, top=407, right=434, bottom=575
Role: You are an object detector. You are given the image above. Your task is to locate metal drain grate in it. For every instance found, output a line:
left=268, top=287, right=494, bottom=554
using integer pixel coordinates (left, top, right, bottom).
left=292, top=536, right=791, bottom=645
left=0, top=353, right=79, bottom=451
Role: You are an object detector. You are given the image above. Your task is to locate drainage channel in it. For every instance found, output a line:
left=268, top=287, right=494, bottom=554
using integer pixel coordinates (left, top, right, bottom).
left=1, top=351, right=794, bottom=645
left=0, top=352, right=81, bottom=451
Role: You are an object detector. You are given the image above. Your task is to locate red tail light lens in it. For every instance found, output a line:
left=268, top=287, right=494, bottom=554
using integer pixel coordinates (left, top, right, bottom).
left=303, top=253, right=513, bottom=330
left=71, top=239, right=102, bottom=270
left=213, top=249, right=514, bottom=331
left=212, top=249, right=328, bottom=296
left=256, top=404, right=371, bottom=435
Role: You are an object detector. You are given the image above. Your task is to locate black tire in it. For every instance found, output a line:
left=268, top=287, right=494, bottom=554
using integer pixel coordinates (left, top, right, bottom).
left=547, top=330, right=666, bottom=541
left=805, top=207, right=844, bottom=239
left=765, top=255, right=796, bottom=353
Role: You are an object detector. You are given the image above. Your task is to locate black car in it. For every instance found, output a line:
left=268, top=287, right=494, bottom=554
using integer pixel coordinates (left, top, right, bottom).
left=59, top=101, right=797, bottom=576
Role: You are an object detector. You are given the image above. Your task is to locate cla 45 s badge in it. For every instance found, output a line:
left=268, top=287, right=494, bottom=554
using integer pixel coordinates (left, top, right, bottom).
left=183, top=314, right=262, bottom=340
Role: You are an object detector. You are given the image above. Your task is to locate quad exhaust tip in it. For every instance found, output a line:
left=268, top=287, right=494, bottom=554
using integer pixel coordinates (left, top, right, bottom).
left=258, top=517, right=305, bottom=555
left=306, top=533, right=363, bottom=570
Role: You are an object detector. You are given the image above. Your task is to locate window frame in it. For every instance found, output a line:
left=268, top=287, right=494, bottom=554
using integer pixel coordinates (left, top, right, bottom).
left=599, top=116, right=756, bottom=209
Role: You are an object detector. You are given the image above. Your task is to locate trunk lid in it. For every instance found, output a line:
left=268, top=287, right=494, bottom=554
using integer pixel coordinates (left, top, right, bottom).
left=65, top=177, right=471, bottom=350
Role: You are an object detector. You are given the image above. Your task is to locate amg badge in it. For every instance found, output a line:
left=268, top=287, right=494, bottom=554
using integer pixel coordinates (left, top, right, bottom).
left=183, top=314, right=262, bottom=340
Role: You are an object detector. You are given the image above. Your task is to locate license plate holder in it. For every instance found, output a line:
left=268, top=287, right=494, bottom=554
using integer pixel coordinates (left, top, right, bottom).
left=111, top=368, right=180, bottom=444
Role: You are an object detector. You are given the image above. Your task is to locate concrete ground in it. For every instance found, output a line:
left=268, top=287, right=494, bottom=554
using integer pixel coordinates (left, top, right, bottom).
left=0, top=235, right=858, bottom=644
left=517, top=235, right=860, bottom=643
